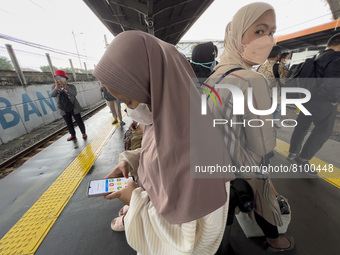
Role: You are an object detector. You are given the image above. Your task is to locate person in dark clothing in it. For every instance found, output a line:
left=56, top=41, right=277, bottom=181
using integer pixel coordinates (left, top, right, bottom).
left=257, top=46, right=282, bottom=128
left=51, top=70, right=87, bottom=141
left=287, top=33, right=340, bottom=172
left=190, top=42, right=216, bottom=79
left=214, top=44, right=219, bottom=65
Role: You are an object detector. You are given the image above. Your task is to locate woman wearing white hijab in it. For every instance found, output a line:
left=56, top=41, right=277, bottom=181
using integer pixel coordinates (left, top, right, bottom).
left=205, top=2, right=294, bottom=252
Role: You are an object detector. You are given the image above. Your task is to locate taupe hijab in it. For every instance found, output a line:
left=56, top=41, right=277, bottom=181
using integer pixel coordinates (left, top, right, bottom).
left=215, top=2, right=274, bottom=71
left=94, top=31, right=233, bottom=224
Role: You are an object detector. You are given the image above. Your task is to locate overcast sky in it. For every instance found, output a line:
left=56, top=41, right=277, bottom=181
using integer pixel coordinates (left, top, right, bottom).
left=0, top=0, right=333, bottom=70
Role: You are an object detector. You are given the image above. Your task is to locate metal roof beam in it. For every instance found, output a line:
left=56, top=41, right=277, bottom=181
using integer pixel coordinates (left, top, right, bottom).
left=163, top=30, right=181, bottom=39
left=106, top=0, right=125, bottom=31
left=84, top=0, right=215, bottom=44
left=110, top=0, right=148, bottom=16
left=147, top=0, right=153, bottom=17
left=153, top=0, right=194, bottom=17
left=102, top=18, right=145, bottom=31
left=146, top=0, right=154, bottom=35
left=155, top=16, right=194, bottom=33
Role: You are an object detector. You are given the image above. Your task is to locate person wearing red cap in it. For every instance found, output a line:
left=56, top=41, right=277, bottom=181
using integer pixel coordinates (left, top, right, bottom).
left=51, top=70, right=87, bottom=141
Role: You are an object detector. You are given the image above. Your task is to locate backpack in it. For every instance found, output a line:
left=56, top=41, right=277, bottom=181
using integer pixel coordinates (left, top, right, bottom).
left=58, top=91, right=74, bottom=112
left=284, top=55, right=322, bottom=98
left=272, top=63, right=279, bottom=78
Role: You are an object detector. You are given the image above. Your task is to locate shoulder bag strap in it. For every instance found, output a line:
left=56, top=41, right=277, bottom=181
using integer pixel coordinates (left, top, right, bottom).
left=206, top=67, right=244, bottom=100
left=215, top=67, right=244, bottom=85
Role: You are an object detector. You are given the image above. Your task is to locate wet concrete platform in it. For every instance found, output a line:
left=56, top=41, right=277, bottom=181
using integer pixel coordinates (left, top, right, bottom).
left=0, top=106, right=339, bottom=255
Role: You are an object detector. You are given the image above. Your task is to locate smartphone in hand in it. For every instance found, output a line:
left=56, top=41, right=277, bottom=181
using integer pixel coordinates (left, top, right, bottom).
left=87, top=177, right=134, bottom=197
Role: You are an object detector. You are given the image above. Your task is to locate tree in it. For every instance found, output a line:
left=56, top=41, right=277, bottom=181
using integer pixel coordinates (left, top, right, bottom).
left=0, top=56, right=14, bottom=70
left=60, top=67, right=87, bottom=74
left=60, top=67, right=73, bottom=73
left=40, top=65, right=58, bottom=72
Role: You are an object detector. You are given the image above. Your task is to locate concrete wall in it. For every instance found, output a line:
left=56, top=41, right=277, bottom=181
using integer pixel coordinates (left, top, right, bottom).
left=0, top=70, right=96, bottom=86
left=0, top=81, right=102, bottom=144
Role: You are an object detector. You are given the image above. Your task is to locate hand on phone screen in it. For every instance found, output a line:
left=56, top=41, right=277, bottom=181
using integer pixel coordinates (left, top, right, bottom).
left=87, top=177, right=134, bottom=197
left=105, top=161, right=130, bottom=179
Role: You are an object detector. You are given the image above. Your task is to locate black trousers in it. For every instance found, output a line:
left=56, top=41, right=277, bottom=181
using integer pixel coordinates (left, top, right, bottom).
left=62, top=110, right=86, bottom=136
left=289, top=100, right=337, bottom=160
left=254, top=212, right=279, bottom=238
left=227, top=182, right=279, bottom=239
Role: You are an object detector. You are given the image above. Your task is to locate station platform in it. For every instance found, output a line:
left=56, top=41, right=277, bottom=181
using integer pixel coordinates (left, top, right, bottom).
left=0, top=106, right=339, bottom=255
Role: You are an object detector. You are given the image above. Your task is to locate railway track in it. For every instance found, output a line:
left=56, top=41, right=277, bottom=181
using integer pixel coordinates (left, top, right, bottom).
left=0, top=102, right=106, bottom=179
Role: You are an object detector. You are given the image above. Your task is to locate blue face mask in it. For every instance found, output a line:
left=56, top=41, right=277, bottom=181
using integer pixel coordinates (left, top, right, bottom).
left=209, top=60, right=216, bottom=72
left=191, top=60, right=216, bottom=72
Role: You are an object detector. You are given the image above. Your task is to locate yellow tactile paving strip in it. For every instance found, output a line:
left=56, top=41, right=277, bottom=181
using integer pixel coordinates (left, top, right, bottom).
left=0, top=120, right=118, bottom=255
left=275, top=139, right=340, bottom=189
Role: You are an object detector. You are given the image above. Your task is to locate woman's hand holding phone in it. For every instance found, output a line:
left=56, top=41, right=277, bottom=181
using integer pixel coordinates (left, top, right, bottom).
left=102, top=160, right=136, bottom=204
left=59, top=80, right=67, bottom=89
left=105, top=160, right=130, bottom=179
left=55, top=78, right=66, bottom=89
left=55, top=80, right=61, bottom=90
left=104, top=180, right=138, bottom=205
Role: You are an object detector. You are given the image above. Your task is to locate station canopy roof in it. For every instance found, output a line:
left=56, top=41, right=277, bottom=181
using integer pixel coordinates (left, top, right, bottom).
left=276, top=0, right=340, bottom=51
left=327, top=0, right=340, bottom=20
left=84, top=0, right=214, bottom=45
left=276, top=20, right=340, bottom=51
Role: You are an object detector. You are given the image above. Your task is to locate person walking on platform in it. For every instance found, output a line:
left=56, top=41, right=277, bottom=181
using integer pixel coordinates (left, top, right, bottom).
left=51, top=70, right=87, bottom=141
left=258, top=46, right=283, bottom=128
left=101, top=84, right=125, bottom=126
left=204, top=2, right=294, bottom=252
left=93, top=30, right=234, bottom=255
left=287, top=33, right=340, bottom=171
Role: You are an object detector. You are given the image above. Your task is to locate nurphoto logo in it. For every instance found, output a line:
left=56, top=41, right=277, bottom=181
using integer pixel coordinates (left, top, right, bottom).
left=199, top=84, right=312, bottom=128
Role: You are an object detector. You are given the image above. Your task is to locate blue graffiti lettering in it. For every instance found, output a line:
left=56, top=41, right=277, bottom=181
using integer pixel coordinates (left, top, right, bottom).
left=36, top=91, right=56, bottom=114
left=0, top=97, right=21, bottom=129
left=22, top=94, right=42, bottom=121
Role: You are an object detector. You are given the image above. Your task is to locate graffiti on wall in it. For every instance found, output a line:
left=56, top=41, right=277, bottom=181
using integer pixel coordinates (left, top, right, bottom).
left=0, top=81, right=102, bottom=144
left=0, top=91, right=57, bottom=129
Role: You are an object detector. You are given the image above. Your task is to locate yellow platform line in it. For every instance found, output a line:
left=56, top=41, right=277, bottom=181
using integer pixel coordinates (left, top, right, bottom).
left=0, top=120, right=119, bottom=255
left=275, top=139, right=340, bottom=189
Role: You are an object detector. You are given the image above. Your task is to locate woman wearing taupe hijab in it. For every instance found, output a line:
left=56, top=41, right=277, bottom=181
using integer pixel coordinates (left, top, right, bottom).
left=93, top=30, right=234, bottom=254
left=205, top=2, right=294, bottom=252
